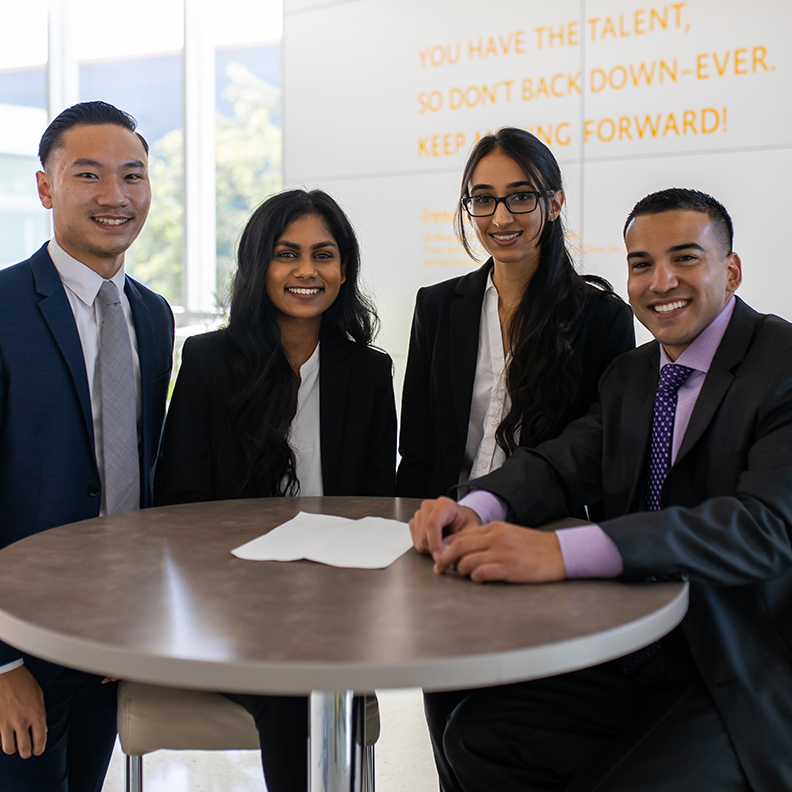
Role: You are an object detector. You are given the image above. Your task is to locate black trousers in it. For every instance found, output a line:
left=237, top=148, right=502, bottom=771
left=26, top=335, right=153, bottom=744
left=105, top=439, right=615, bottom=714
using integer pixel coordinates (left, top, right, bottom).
left=224, top=692, right=372, bottom=791
left=222, top=692, right=309, bottom=792
left=425, top=632, right=750, bottom=792
left=0, top=661, right=117, bottom=792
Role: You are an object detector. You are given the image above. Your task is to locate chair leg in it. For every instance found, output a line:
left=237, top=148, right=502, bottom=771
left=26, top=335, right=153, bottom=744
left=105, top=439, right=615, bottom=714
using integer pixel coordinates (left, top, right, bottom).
left=363, top=744, right=375, bottom=792
left=125, top=755, right=143, bottom=792
left=351, top=739, right=375, bottom=791
left=352, top=700, right=375, bottom=792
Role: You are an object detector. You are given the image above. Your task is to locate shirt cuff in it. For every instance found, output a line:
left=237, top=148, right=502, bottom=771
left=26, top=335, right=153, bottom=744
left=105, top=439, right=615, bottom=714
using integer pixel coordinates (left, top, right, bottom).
left=0, top=658, right=24, bottom=675
left=458, top=490, right=509, bottom=524
left=556, top=524, right=624, bottom=579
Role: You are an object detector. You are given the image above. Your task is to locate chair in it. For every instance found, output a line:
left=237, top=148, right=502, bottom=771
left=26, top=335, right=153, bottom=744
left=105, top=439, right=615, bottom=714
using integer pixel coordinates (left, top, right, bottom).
left=117, top=682, right=378, bottom=792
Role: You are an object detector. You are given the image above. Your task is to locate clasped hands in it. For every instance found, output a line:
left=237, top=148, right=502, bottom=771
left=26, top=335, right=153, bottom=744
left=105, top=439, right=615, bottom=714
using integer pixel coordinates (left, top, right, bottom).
left=409, top=496, right=566, bottom=584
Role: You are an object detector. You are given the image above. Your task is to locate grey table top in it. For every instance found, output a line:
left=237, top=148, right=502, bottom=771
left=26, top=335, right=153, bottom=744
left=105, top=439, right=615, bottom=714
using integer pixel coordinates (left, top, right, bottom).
left=0, top=497, right=687, bottom=693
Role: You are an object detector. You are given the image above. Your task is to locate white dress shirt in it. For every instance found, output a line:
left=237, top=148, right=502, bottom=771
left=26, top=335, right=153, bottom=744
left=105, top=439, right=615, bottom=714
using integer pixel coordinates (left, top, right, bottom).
left=459, top=273, right=511, bottom=485
left=0, top=242, right=142, bottom=675
left=290, top=343, right=324, bottom=496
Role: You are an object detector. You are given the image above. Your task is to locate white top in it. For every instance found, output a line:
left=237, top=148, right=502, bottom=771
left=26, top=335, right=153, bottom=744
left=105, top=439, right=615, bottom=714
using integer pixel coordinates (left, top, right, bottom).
left=459, top=272, right=511, bottom=485
left=290, top=343, right=323, bottom=496
left=0, top=241, right=142, bottom=676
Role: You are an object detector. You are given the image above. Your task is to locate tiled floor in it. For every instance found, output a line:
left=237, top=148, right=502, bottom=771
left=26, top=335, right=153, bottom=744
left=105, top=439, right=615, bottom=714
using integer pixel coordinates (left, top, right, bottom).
left=102, top=688, right=438, bottom=792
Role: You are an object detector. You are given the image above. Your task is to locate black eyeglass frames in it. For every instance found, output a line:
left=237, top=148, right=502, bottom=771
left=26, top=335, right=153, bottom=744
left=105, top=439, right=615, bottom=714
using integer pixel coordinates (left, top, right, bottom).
left=461, top=190, right=554, bottom=217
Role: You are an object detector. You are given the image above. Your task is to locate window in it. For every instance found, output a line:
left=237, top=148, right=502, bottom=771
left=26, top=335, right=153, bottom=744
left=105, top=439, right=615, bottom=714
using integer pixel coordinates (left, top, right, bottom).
left=0, top=0, right=283, bottom=327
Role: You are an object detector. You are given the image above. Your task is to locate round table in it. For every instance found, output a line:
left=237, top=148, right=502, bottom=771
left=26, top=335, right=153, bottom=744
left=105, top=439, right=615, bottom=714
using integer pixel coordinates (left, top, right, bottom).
left=0, top=497, right=688, bottom=790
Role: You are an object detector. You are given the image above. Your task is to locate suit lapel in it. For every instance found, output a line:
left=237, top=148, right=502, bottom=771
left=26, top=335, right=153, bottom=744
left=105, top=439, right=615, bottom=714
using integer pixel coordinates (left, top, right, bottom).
left=319, top=338, right=350, bottom=496
left=448, top=262, right=490, bottom=445
left=675, top=298, right=757, bottom=465
left=126, top=277, right=153, bottom=465
left=621, top=343, right=660, bottom=510
left=31, top=247, right=95, bottom=448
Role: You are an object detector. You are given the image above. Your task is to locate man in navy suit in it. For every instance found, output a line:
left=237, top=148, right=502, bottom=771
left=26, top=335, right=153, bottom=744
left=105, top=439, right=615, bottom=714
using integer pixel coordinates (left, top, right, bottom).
left=0, top=102, right=174, bottom=791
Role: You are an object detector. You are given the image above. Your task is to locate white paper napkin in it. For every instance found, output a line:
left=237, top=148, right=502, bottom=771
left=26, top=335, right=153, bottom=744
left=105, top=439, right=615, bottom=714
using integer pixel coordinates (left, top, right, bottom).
left=231, top=512, right=413, bottom=569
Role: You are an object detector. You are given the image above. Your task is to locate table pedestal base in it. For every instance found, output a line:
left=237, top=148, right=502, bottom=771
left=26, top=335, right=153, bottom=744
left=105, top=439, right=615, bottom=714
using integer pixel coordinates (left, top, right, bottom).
left=309, top=691, right=373, bottom=791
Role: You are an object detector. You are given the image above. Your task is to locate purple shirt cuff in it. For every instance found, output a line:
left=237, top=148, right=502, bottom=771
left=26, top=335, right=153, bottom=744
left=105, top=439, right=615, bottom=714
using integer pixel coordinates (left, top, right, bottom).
left=556, top=525, right=624, bottom=579
left=0, top=658, right=24, bottom=675
left=458, top=490, right=509, bottom=525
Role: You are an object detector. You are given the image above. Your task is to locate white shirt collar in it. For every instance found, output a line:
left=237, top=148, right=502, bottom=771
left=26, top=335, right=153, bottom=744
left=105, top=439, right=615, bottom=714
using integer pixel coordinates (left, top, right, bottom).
left=299, top=341, right=321, bottom=379
left=485, top=270, right=498, bottom=296
left=47, top=238, right=127, bottom=306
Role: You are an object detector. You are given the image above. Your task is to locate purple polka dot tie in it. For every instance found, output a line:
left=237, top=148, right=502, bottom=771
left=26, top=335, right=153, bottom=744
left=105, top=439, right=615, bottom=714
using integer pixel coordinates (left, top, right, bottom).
left=622, top=363, right=693, bottom=676
left=644, top=363, right=693, bottom=512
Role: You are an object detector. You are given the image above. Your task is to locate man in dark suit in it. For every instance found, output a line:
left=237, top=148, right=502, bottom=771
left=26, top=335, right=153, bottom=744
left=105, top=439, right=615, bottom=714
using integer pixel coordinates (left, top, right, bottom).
left=0, top=102, right=174, bottom=791
left=410, top=188, right=792, bottom=791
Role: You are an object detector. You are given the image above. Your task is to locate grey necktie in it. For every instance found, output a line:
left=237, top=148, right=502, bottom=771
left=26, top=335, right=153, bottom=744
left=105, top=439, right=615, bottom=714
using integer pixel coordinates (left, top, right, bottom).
left=95, top=281, right=140, bottom=514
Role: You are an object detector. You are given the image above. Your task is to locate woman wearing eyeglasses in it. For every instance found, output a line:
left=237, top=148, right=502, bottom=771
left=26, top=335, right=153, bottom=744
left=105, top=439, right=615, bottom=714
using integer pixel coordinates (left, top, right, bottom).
left=396, top=127, right=635, bottom=500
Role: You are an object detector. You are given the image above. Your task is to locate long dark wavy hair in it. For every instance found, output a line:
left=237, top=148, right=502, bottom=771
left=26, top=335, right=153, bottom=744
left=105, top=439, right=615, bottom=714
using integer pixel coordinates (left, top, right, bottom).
left=455, top=127, right=616, bottom=454
left=223, top=189, right=379, bottom=497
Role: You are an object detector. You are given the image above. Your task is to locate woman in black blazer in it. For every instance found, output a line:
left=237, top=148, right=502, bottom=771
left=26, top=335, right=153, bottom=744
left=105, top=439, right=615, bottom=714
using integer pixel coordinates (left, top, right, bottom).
left=155, top=328, right=395, bottom=501
left=398, top=128, right=634, bottom=792
left=397, top=128, right=635, bottom=499
left=155, top=189, right=396, bottom=791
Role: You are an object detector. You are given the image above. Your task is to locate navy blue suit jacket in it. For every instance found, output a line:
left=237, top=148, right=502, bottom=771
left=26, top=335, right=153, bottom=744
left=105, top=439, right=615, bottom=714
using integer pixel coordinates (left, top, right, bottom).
left=0, top=243, right=174, bottom=665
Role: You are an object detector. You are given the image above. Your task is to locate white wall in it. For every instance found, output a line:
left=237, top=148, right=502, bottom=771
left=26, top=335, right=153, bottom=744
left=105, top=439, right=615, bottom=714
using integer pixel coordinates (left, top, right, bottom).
left=283, top=0, right=792, bottom=366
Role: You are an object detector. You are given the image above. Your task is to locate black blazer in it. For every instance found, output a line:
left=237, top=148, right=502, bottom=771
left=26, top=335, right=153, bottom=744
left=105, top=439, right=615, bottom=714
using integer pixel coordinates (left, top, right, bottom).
left=155, top=330, right=397, bottom=503
left=0, top=244, right=174, bottom=665
left=396, top=261, right=635, bottom=498
left=474, top=298, right=792, bottom=792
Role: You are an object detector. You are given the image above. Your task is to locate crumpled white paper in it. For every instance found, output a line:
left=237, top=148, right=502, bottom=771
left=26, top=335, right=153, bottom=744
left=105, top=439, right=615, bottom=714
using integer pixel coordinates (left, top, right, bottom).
left=231, top=511, right=413, bottom=569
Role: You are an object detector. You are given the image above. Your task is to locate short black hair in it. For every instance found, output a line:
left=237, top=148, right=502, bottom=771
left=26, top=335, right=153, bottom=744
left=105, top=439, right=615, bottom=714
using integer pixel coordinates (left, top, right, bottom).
left=38, top=101, right=149, bottom=168
left=623, top=188, right=734, bottom=255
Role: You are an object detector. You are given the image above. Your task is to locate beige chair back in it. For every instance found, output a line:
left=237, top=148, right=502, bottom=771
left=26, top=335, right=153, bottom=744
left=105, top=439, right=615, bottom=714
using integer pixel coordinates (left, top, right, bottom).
left=118, top=682, right=260, bottom=755
left=118, top=682, right=381, bottom=755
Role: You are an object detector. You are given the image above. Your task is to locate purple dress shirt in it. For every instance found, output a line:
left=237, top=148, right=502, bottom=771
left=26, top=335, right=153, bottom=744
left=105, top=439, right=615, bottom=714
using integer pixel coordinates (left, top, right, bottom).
left=460, top=297, right=737, bottom=578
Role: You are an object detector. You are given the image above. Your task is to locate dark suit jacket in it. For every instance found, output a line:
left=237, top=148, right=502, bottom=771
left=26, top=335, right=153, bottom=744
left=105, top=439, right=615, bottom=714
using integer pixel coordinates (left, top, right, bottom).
left=0, top=243, right=174, bottom=666
left=396, top=261, right=635, bottom=498
left=474, top=297, right=792, bottom=792
left=155, top=329, right=397, bottom=503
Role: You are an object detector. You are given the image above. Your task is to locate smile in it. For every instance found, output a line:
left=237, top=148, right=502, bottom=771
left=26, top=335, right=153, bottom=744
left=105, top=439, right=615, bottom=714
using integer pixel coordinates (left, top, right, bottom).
left=93, top=217, right=131, bottom=226
left=286, top=287, right=322, bottom=295
left=491, top=232, right=521, bottom=241
left=652, top=300, right=690, bottom=314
